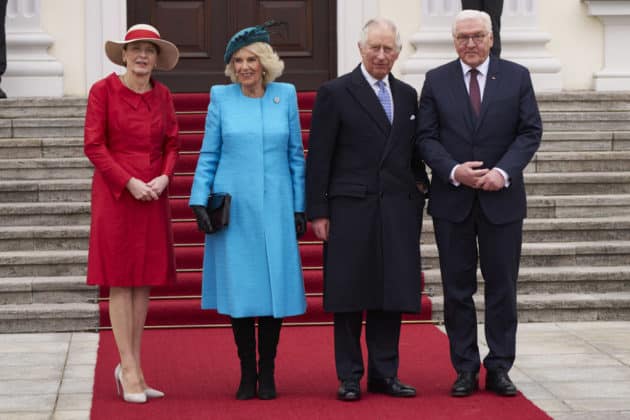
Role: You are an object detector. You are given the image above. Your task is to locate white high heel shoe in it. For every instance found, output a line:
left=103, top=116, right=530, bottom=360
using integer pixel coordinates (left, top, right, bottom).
left=114, top=364, right=147, bottom=403
left=144, top=386, right=165, bottom=399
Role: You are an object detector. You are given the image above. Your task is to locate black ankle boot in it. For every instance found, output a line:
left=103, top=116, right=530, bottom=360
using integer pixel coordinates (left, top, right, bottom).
left=231, top=317, right=257, bottom=400
left=257, top=316, right=282, bottom=399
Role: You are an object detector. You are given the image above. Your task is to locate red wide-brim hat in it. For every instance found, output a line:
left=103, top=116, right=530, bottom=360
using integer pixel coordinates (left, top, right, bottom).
left=105, top=24, right=180, bottom=71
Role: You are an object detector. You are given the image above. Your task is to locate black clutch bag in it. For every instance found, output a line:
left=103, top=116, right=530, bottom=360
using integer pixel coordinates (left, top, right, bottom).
left=205, top=193, right=231, bottom=233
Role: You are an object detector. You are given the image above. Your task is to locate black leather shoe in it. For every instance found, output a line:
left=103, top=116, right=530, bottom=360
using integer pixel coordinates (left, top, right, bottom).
left=486, top=370, right=517, bottom=396
left=0, top=88, right=5, bottom=99
left=367, top=377, right=416, bottom=397
left=337, top=380, right=361, bottom=401
left=451, top=371, right=479, bottom=397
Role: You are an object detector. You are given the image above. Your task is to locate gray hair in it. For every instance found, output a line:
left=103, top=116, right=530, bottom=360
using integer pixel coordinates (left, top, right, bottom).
left=359, top=18, right=402, bottom=53
left=452, top=9, right=493, bottom=36
left=224, top=42, right=285, bottom=86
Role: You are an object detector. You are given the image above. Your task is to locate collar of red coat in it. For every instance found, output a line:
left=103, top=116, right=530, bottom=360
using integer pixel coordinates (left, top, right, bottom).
left=108, top=72, right=158, bottom=110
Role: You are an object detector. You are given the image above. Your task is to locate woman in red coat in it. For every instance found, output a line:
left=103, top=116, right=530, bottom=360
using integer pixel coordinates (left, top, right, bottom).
left=84, top=24, right=180, bottom=404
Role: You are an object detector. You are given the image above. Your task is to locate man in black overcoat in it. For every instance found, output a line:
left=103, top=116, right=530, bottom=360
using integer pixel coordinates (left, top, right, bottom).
left=306, top=18, right=429, bottom=401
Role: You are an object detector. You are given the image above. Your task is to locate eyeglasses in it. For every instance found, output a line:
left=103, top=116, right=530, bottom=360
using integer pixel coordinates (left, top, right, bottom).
left=454, top=33, right=488, bottom=45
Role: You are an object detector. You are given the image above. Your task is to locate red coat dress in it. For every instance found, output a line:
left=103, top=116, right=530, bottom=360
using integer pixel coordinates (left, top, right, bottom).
left=84, top=73, right=179, bottom=287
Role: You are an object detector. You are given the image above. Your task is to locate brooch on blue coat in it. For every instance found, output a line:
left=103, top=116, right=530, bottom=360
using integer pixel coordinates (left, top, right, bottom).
left=273, top=97, right=280, bottom=104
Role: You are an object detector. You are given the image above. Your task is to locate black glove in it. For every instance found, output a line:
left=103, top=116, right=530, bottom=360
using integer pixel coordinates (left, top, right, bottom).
left=295, top=212, right=307, bottom=238
left=190, top=205, right=214, bottom=234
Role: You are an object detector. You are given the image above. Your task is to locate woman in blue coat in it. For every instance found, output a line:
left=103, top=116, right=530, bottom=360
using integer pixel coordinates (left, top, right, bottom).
left=189, top=23, right=306, bottom=400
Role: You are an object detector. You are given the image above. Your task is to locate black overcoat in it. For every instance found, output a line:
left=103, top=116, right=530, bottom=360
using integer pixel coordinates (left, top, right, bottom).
left=306, top=65, right=428, bottom=313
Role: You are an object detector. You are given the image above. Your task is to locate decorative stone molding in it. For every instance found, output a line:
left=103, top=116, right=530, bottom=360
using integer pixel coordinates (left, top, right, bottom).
left=3, top=0, right=64, bottom=97
left=85, top=0, right=127, bottom=91
left=583, top=0, right=630, bottom=90
left=402, top=0, right=562, bottom=92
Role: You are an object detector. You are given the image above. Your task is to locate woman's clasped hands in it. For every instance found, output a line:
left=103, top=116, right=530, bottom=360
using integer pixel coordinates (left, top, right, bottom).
left=126, top=175, right=169, bottom=201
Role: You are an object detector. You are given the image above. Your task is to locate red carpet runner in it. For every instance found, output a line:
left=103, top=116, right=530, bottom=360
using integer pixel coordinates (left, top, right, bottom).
left=90, top=324, right=551, bottom=419
left=97, top=92, right=431, bottom=327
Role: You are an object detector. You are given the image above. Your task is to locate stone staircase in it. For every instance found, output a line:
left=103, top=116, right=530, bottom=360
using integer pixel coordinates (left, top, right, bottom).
left=0, top=92, right=629, bottom=332
left=0, top=98, right=98, bottom=332
left=423, top=92, right=630, bottom=321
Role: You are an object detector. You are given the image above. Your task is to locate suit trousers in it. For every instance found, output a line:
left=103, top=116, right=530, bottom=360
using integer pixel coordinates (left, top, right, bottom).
left=334, top=310, right=402, bottom=381
left=0, top=0, right=7, bottom=78
left=461, top=0, right=503, bottom=57
left=433, top=196, right=521, bottom=373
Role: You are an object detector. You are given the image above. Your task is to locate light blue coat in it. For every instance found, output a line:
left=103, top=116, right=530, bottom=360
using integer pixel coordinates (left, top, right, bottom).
left=189, top=82, right=306, bottom=318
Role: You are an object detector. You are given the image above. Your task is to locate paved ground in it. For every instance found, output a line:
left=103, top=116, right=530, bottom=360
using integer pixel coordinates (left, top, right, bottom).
left=1, top=322, right=629, bottom=419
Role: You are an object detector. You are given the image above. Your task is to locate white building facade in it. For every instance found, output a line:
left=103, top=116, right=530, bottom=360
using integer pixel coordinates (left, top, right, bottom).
left=3, top=0, right=629, bottom=97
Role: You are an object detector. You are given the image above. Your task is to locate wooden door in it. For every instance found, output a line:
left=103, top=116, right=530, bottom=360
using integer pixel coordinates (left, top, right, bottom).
left=127, top=0, right=337, bottom=92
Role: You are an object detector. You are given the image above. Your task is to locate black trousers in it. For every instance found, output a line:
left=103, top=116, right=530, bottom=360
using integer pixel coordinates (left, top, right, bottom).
left=433, top=198, right=521, bottom=373
left=334, top=310, right=402, bottom=381
left=461, top=0, right=503, bottom=57
left=0, top=0, right=6, bottom=78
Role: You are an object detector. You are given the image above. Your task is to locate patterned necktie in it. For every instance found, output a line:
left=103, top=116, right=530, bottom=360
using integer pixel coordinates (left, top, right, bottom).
left=376, top=80, right=393, bottom=123
left=469, top=68, right=481, bottom=117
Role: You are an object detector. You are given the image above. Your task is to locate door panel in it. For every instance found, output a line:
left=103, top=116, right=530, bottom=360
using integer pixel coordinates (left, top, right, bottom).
left=128, top=0, right=336, bottom=92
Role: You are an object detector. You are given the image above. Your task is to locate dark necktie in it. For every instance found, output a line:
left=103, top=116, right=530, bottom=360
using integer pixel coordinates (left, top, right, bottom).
left=469, top=68, right=481, bottom=117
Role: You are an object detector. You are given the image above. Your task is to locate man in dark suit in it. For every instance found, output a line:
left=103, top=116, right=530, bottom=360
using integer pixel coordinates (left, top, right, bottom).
left=416, top=10, right=542, bottom=397
left=306, top=18, right=429, bottom=401
left=462, top=0, right=503, bottom=57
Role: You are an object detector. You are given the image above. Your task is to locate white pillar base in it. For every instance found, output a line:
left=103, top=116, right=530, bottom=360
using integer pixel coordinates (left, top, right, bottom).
left=3, top=75, right=63, bottom=97
left=593, top=71, right=630, bottom=91
left=584, top=1, right=630, bottom=91
left=4, top=0, right=64, bottom=97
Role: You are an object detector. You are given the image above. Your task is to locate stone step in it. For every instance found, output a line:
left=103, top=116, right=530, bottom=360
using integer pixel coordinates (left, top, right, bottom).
left=0, top=97, right=87, bottom=119
left=0, top=276, right=96, bottom=305
left=423, top=266, right=630, bottom=296
left=527, top=194, right=630, bottom=218
left=0, top=302, right=98, bottom=333
left=419, top=241, right=630, bottom=271
left=420, top=216, right=630, bottom=244
left=540, top=109, right=630, bottom=131
left=537, top=92, right=630, bottom=111
left=527, top=151, right=630, bottom=173
left=3, top=242, right=622, bottom=278
left=7, top=150, right=628, bottom=179
left=0, top=179, right=91, bottom=203
left=538, top=131, right=630, bottom=152
left=0, top=157, right=93, bottom=180
left=525, top=172, right=630, bottom=195
left=0, top=137, right=84, bottom=159
left=0, top=226, right=89, bottom=251
left=0, top=203, right=90, bottom=226
left=430, top=292, right=630, bottom=322
left=11, top=118, right=84, bottom=138
left=0, top=250, right=87, bottom=277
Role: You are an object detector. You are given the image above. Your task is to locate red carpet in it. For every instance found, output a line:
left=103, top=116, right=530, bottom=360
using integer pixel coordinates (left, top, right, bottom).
left=96, top=91, right=432, bottom=327
left=90, top=324, right=551, bottom=420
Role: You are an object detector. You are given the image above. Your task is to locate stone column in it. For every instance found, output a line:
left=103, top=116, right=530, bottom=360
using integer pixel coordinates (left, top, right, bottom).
left=337, top=0, right=378, bottom=76
left=85, top=0, right=127, bottom=92
left=584, top=0, right=630, bottom=91
left=402, top=0, right=562, bottom=92
left=3, top=0, right=63, bottom=97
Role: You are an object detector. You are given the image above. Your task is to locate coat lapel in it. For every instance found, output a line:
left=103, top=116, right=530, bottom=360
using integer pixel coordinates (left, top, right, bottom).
left=475, top=57, right=500, bottom=131
left=347, top=66, right=391, bottom=136
left=447, top=60, right=476, bottom=134
left=379, top=74, right=407, bottom=165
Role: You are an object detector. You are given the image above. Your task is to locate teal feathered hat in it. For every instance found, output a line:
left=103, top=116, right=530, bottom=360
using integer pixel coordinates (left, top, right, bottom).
left=224, top=21, right=279, bottom=64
